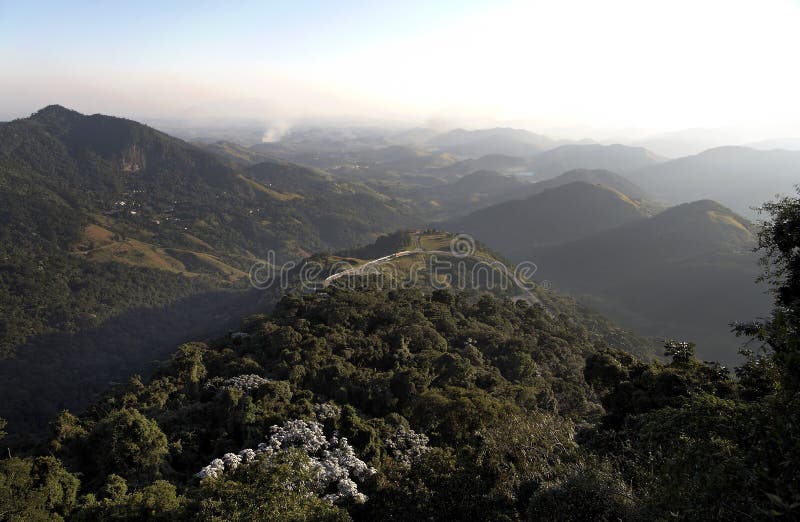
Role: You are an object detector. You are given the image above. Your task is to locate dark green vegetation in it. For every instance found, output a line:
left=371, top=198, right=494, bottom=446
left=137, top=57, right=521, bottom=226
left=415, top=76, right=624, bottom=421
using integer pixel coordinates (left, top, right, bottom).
left=445, top=180, right=652, bottom=257
left=1, top=191, right=798, bottom=520
left=337, top=230, right=414, bottom=260
left=0, top=105, right=418, bottom=357
left=530, top=200, right=768, bottom=364
left=446, top=176, right=770, bottom=364
left=2, top=282, right=645, bottom=520
left=0, top=106, right=421, bottom=434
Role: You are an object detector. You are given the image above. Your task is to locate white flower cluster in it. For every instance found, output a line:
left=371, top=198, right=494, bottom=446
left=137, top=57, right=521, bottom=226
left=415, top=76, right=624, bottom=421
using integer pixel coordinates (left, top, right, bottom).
left=196, top=412, right=377, bottom=505
left=315, top=435, right=374, bottom=504
left=313, top=402, right=341, bottom=421
left=204, top=374, right=271, bottom=394
left=260, top=419, right=328, bottom=454
left=323, top=477, right=364, bottom=505
left=196, top=447, right=258, bottom=480
left=222, top=374, right=271, bottom=392
left=386, top=426, right=430, bottom=467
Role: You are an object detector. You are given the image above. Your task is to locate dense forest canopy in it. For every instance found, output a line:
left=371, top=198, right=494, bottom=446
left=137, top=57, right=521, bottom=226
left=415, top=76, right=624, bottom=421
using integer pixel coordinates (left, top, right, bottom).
left=1, top=190, right=798, bottom=520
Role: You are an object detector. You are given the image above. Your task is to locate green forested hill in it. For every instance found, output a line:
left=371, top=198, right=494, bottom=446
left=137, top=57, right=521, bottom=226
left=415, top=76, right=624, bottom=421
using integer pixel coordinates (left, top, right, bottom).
left=520, top=168, right=652, bottom=201
left=3, top=286, right=636, bottom=519
left=1, top=193, right=799, bottom=521
left=0, top=106, right=421, bottom=433
left=0, top=267, right=795, bottom=519
left=0, top=105, right=420, bottom=269
left=442, top=176, right=769, bottom=364
left=444, top=181, right=650, bottom=258
left=530, top=200, right=769, bottom=363
left=0, top=105, right=422, bottom=355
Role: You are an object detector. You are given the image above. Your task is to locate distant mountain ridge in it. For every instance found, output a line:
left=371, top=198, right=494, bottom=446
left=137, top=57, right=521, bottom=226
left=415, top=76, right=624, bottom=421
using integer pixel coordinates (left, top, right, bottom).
left=434, top=153, right=530, bottom=177
left=427, top=127, right=559, bottom=157
left=408, top=170, right=532, bottom=219
left=632, top=146, right=800, bottom=217
left=527, top=144, right=663, bottom=180
left=520, top=168, right=652, bottom=201
left=526, top=200, right=766, bottom=364
left=443, top=181, right=650, bottom=258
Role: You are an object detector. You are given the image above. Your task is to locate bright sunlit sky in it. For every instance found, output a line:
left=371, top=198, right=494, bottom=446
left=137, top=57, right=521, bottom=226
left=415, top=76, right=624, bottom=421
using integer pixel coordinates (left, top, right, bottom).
left=2, top=0, right=799, bottom=139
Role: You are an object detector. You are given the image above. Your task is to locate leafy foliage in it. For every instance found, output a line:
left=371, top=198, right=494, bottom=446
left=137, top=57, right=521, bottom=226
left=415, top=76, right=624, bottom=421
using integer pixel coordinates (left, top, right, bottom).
left=1, top=185, right=799, bottom=520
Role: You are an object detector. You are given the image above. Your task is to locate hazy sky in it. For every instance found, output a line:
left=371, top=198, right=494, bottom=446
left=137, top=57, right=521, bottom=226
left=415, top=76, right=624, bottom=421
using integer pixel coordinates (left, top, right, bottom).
left=2, top=0, right=799, bottom=139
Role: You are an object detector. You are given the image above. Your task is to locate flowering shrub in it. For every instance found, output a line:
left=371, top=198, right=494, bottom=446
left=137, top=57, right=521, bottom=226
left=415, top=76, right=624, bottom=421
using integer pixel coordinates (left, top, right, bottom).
left=313, top=402, right=341, bottom=421
left=223, top=374, right=271, bottom=392
left=196, top=410, right=377, bottom=504
left=259, top=419, right=328, bottom=455
left=386, top=426, right=430, bottom=467
left=203, top=374, right=272, bottom=395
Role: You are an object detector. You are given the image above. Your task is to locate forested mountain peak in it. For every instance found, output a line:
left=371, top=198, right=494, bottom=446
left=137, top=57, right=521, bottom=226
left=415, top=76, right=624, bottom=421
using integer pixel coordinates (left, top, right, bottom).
left=17, top=104, right=238, bottom=183
left=443, top=180, right=650, bottom=258
left=29, top=103, right=83, bottom=121
left=642, top=199, right=754, bottom=245
left=532, top=169, right=651, bottom=201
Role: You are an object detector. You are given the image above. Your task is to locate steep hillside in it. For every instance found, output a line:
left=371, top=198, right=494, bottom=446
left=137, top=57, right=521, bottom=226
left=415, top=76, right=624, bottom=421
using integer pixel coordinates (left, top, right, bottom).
left=0, top=106, right=422, bottom=433
left=530, top=200, right=768, bottom=363
left=0, top=106, right=258, bottom=350
left=528, top=144, right=662, bottom=180
left=326, top=230, right=657, bottom=359
left=443, top=181, right=649, bottom=258
left=0, top=106, right=420, bottom=349
left=244, top=160, right=420, bottom=248
left=631, top=146, right=800, bottom=217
